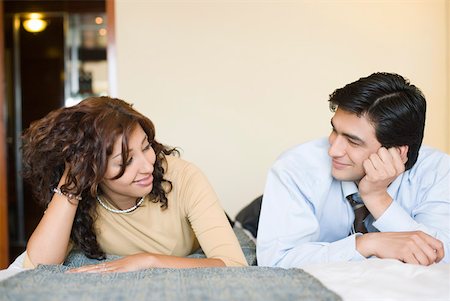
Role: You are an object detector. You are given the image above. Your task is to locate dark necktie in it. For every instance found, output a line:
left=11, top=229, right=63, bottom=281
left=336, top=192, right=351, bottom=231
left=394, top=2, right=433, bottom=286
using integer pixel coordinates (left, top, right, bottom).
left=347, top=194, right=370, bottom=234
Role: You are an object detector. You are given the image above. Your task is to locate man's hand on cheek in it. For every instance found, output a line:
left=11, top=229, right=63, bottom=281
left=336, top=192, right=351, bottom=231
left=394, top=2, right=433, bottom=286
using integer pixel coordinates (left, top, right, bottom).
left=358, top=147, right=406, bottom=219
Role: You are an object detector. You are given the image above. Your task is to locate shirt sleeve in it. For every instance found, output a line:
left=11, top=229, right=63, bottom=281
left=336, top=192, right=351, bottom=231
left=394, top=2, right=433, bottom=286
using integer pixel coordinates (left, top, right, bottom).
left=257, top=163, right=365, bottom=268
left=372, top=158, right=450, bottom=263
left=180, top=163, right=248, bottom=267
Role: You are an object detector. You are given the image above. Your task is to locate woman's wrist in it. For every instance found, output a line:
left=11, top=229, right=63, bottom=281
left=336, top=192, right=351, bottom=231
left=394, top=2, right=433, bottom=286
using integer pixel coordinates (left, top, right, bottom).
left=53, top=187, right=81, bottom=205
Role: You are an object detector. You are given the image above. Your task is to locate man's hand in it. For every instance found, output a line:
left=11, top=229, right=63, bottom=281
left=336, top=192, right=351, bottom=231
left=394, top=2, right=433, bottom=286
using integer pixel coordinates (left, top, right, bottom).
left=356, top=231, right=444, bottom=266
left=358, top=147, right=406, bottom=218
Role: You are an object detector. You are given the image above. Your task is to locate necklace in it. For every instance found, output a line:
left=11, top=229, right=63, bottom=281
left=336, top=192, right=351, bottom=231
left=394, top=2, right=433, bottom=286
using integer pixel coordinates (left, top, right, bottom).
left=97, top=196, right=145, bottom=214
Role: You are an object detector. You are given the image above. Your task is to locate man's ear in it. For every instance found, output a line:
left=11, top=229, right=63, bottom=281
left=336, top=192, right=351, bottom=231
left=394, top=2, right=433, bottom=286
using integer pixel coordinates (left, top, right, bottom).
left=397, top=145, right=409, bottom=164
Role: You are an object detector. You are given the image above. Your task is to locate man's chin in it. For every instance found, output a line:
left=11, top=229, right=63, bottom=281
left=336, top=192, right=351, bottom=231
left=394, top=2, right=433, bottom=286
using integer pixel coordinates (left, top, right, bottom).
left=331, top=170, right=362, bottom=182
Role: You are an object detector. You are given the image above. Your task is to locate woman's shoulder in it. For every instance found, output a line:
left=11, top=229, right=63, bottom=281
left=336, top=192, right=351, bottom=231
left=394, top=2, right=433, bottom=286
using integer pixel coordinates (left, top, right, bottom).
left=164, top=155, right=202, bottom=181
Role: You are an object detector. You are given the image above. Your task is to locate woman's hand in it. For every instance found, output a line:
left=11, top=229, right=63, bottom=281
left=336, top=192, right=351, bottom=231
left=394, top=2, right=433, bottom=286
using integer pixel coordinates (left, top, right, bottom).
left=66, top=253, right=154, bottom=273
left=66, top=253, right=225, bottom=273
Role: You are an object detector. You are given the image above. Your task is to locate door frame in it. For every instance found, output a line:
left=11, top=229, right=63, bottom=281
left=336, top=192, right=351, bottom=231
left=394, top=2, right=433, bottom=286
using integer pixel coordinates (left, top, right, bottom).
left=0, top=0, right=10, bottom=269
left=106, top=0, right=116, bottom=97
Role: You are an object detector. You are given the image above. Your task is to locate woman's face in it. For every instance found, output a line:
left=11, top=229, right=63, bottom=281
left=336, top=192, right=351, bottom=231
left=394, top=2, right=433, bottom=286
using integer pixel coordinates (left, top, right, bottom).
left=99, top=124, right=156, bottom=208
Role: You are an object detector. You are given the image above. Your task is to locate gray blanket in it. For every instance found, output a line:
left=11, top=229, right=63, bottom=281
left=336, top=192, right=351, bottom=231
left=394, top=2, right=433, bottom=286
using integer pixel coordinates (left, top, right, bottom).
left=0, top=265, right=341, bottom=301
left=0, top=228, right=341, bottom=301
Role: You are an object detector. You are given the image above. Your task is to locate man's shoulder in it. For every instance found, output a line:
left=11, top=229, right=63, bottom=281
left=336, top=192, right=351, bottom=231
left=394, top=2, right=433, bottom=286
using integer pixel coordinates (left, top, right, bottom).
left=277, top=138, right=330, bottom=163
left=414, top=146, right=449, bottom=168
left=272, top=138, right=331, bottom=178
left=409, top=146, right=450, bottom=178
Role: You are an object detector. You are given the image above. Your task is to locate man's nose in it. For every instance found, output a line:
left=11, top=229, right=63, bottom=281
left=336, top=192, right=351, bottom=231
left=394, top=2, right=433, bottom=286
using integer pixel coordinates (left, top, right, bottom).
left=328, top=136, right=346, bottom=157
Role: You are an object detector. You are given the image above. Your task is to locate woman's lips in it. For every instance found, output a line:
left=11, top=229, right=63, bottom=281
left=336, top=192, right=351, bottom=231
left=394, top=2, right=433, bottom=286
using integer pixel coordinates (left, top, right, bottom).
left=134, top=175, right=153, bottom=187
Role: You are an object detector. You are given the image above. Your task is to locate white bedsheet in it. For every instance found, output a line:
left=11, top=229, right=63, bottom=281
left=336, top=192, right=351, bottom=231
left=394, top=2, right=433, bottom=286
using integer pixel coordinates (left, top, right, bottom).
left=303, top=258, right=450, bottom=301
left=1, top=254, right=449, bottom=300
left=0, top=253, right=28, bottom=282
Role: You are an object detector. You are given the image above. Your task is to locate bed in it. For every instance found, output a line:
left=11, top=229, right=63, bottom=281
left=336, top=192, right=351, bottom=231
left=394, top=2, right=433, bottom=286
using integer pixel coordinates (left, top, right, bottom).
left=0, top=228, right=449, bottom=301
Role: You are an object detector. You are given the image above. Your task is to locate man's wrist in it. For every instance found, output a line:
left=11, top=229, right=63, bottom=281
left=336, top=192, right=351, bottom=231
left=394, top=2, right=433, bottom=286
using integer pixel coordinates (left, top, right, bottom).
left=356, top=233, right=377, bottom=258
left=360, top=191, right=392, bottom=219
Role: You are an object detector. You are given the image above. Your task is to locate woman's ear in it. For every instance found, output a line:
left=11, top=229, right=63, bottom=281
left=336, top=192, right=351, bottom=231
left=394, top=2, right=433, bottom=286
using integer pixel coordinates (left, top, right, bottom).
left=397, top=145, right=409, bottom=164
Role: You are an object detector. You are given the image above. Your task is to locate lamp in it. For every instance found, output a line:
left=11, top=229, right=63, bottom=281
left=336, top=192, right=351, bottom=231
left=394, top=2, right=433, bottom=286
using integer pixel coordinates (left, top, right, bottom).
left=23, top=13, right=47, bottom=33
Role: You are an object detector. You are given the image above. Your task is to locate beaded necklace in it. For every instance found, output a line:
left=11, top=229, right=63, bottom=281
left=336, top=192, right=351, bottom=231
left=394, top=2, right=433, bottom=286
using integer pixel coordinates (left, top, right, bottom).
left=97, top=196, right=144, bottom=214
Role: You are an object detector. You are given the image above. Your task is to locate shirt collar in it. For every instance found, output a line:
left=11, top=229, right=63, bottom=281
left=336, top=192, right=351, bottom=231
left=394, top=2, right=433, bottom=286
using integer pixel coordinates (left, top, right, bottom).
left=341, top=181, right=358, bottom=199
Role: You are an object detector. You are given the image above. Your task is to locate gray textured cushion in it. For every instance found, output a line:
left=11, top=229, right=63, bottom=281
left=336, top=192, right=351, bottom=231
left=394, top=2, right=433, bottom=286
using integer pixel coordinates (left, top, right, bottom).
left=64, top=227, right=257, bottom=267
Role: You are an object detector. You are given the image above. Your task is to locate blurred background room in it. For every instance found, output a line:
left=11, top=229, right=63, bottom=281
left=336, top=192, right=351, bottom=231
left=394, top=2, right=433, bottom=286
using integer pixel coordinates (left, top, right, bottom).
left=0, top=0, right=449, bottom=268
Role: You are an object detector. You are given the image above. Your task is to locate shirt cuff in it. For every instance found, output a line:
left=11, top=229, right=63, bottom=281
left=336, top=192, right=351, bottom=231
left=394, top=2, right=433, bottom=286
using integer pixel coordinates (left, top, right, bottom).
left=372, top=201, right=420, bottom=232
left=328, top=234, right=365, bottom=262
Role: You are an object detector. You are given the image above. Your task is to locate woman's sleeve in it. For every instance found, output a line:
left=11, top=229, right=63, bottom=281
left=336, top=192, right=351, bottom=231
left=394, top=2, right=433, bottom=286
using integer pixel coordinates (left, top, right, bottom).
left=22, top=252, right=35, bottom=269
left=181, top=163, right=248, bottom=267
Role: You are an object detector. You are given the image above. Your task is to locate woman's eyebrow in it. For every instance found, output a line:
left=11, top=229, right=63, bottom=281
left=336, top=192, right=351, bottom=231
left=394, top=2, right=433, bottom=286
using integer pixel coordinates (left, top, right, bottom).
left=141, top=135, right=148, bottom=145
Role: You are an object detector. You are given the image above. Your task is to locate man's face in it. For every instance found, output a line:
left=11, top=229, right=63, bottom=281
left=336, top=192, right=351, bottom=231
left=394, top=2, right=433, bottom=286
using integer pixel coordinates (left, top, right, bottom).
left=328, top=108, right=382, bottom=182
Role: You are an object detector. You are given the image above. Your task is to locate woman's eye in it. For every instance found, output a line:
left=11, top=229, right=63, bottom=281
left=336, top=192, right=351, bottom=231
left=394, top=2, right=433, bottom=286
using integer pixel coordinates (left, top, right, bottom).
left=143, top=144, right=151, bottom=151
left=122, top=157, right=133, bottom=166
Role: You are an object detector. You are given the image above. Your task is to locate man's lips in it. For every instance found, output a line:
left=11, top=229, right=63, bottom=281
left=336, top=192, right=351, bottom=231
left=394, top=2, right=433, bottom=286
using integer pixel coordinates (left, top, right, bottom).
left=332, top=159, right=351, bottom=169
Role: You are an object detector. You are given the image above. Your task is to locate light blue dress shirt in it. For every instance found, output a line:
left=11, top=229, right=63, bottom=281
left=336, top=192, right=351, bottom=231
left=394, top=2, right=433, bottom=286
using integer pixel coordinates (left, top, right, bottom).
left=256, top=138, right=450, bottom=267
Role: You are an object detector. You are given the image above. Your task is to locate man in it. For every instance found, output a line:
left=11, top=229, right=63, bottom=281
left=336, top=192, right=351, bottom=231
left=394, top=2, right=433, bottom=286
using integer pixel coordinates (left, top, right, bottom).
left=257, top=72, right=449, bottom=267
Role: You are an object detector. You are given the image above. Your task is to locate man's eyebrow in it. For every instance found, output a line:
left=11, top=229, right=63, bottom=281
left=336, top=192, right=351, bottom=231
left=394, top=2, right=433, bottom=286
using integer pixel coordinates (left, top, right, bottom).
left=343, top=133, right=365, bottom=144
left=330, top=119, right=365, bottom=145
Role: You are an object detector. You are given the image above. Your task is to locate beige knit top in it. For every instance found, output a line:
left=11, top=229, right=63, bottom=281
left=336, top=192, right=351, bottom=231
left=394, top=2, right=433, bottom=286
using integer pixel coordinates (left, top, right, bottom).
left=24, top=155, right=247, bottom=268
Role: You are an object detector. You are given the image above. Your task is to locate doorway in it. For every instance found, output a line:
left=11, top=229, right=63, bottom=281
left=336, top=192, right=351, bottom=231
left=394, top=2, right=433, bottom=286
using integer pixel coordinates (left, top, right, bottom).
left=2, top=0, right=109, bottom=264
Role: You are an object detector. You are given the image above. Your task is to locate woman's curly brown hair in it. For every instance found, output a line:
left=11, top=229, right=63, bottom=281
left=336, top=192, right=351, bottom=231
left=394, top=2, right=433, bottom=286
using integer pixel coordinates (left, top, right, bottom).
left=22, top=96, right=177, bottom=259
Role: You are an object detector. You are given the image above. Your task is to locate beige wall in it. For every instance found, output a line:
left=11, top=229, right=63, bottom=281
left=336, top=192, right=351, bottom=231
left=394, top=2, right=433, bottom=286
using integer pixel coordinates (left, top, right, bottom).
left=448, top=0, right=450, bottom=151
left=114, top=0, right=449, bottom=217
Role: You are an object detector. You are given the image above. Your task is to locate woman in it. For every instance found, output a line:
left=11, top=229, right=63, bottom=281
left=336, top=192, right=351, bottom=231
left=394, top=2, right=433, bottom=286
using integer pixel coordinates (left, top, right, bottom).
left=22, top=96, right=247, bottom=272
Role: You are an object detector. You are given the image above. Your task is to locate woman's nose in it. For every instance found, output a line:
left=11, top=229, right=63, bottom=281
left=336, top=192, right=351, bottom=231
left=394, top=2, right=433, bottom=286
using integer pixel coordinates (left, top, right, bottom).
left=139, top=152, right=155, bottom=174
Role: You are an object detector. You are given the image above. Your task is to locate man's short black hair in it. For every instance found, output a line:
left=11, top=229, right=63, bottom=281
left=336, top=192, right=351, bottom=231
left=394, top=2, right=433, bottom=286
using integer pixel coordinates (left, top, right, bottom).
left=328, top=72, right=426, bottom=170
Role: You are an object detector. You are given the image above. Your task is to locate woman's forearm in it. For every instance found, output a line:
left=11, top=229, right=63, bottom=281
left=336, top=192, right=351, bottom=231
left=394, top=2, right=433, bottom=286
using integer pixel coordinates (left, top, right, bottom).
left=26, top=192, right=78, bottom=266
left=148, top=254, right=226, bottom=268
left=67, top=253, right=225, bottom=273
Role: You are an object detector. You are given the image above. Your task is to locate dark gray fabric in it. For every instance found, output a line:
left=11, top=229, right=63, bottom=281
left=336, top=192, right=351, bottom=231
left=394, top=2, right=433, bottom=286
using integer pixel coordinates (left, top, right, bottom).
left=0, top=265, right=341, bottom=301
left=235, top=195, right=263, bottom=239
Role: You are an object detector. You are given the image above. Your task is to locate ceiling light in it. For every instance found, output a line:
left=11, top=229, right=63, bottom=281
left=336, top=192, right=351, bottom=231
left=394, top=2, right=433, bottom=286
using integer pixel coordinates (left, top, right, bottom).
left=23, top=13, right=47, bottom=33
